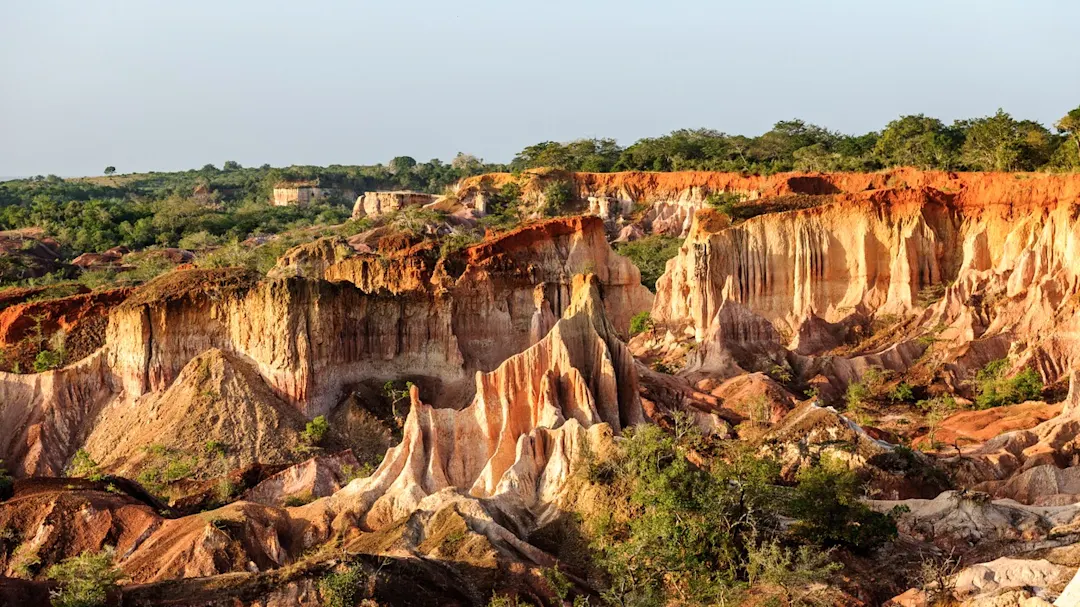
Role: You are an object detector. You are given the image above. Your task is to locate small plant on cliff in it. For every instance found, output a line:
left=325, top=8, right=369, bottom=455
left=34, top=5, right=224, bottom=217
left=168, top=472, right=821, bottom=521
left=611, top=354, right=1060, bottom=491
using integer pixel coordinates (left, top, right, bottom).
left=889, top=381, right=915, bottom=403
left=46, top=547, right=125, bottom=607
left=706, top=191, right=745, bottom=219
left=0, top=460, right=12, bottom=499
left=844, top=366, right=889, bottom=421
left=629, top=311, right=653, bottom=336
left=203, top=440, right=228, bottom=458
left=33, top=349, right=63, bottom=372
left=383, top=380, right=415, bottom=424
left=918, top=396, right=958, bottom=450
left=973, top=359, right=1043, bottom=409
left=301, top=415, right=330, bottom=446
left=67, top=449, right=103, bottom=481
left=319, top=563, right=367, bottom=607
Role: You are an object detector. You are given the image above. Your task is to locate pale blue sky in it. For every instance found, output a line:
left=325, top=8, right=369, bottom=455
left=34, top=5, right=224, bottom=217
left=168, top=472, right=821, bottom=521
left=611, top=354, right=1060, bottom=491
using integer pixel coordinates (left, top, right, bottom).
left=2, top=0, right=1078, bottom=176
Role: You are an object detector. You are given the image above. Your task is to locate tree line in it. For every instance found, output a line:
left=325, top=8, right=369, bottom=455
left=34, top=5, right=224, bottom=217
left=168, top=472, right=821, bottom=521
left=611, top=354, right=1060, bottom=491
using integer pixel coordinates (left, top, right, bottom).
left=510, top=106, right=1080, bottom=174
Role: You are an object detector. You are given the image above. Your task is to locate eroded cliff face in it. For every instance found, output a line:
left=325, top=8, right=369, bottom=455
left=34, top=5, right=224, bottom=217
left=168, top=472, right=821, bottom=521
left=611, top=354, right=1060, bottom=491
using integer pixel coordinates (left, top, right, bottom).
left=649, top=171, right=1080, bottom=386
left=0, top=275, right=639, bottom=588
left=0, top=216, right=651, bottom=476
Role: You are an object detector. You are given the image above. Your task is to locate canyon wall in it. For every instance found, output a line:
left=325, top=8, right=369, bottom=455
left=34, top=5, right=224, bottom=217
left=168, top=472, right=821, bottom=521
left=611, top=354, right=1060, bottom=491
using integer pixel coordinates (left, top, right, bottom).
left=0, top=216, right=651, bottom=475
left=646, top=171, right=1080, bottom=385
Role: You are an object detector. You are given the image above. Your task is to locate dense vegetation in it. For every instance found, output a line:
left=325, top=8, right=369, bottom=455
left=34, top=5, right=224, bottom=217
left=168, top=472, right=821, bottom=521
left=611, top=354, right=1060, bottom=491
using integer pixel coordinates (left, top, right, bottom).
left=614, top=235, right=682, bottom=292
left=568, top=419, right=897, bottom=605
left=510, top=106, right=1080, bottom=174
left=0, top=158, right=500, bottom=262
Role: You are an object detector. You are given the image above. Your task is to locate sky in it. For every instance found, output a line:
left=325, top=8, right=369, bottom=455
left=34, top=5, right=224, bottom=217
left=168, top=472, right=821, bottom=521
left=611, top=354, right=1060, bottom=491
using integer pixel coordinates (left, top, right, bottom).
left=2, top=0, right=1079, bottom=177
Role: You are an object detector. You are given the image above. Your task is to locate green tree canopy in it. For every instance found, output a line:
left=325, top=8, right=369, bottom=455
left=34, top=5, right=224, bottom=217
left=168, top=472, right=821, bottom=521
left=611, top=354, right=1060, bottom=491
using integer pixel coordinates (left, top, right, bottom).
left=874, top=115, right=960, bottom=169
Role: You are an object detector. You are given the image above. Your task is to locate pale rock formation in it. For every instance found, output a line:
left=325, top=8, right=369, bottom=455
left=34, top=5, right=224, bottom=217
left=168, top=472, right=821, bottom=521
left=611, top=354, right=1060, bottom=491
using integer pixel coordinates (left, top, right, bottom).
left=0, top=351, right=117, bottom=476
left=244, top=451, right=361, bottom=507
left=0, top=274, right=646, bottom=585
left=640, top=170, right=1080, bottom=394
left=871, top=491, right=1080, bottom=550
left=313, top=274, right=643, bottom=531
left=84, top=348, right=310, bottom=476
left=954, top=558, right=1071, bottom=603
left=0, top=216, right=652, bottom=476
left=352, top=191, right=437, bottom=219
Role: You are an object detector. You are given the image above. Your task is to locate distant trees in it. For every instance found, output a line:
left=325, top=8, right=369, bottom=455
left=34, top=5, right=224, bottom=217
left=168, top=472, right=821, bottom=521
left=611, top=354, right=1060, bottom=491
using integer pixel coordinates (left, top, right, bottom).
left=103, top=166, right=116, bottom=175
left=1053, top=107, right=1080, bottom=169
left=223, top=160, right=242, bottom=171
left=388, top=156, right=417, bottom=174
left=501, top=105, right=1076, bottom=175
left=956, top=109, right=1056, bottom=171
left=874, top=115, right=960, bottom=170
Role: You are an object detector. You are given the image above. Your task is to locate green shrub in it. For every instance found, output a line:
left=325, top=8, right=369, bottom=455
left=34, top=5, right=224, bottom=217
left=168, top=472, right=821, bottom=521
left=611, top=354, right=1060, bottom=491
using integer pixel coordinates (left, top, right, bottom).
left=629, top=311, right=653, bottom=336
left=33, top=349, right=63, bottom=372
left=67, top=449, right=102, bottom=481
left=0, top=460, right=12, bottom=498
left=889, top=382, right=915, bottom=402
left=203, top=440, right=227, bottom=458
left=917, top=395, right=958, bottom=448
left=46, top=547, right=125, bottom=607
left=787, top=460, right=897, bottom=552
left=614, top=235, right=682, bottom=292
left=301, top=415, right=330, bottom=446
left=282, top=492, right=316, bottom=507
left=320, top=564, right=366, bottom=607
left=541, top=179, right=574, bottom=216
left=974, top=359, right=1043, bottom=409
left=705, top=191, right=757, bottom=220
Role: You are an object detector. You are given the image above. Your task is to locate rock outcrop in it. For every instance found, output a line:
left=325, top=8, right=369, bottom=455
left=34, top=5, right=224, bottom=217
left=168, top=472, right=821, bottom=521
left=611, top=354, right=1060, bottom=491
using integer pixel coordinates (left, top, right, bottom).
left=352, top=191, right=437, bottom=218
left=643, top=170, right=1080, bottom=392
left=0, top=216, right=652, bottom=478
left=0, top=274, right=643, bottom=589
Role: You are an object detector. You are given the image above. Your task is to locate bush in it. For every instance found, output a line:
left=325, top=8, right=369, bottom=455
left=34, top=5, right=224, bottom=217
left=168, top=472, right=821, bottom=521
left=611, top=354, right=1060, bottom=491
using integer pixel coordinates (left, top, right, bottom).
left=541, top=179, right=574, bottom=216
left=33, top=349, right=63, bottom=372
left=974, top=359, right=1043, bottom=409
left=614, top=235, right=682, bottom=292
left=629, top=311, right=653, bottom=336
left=46, top=547, right=125, bottom=607
left=844, top=367, right=888, bottom=419
left=889, top=381, right=915, bottom=402
left=706, top=191, right=743, bottom=219
left=67, top=449, right=102, bottom=481
left=320, top=564, right=367, bottom=607
left=787, top=460, right=897, bottom=552
left=0, top=460, right=12, bottom=499
left=301, top=415, right=330, bottom=446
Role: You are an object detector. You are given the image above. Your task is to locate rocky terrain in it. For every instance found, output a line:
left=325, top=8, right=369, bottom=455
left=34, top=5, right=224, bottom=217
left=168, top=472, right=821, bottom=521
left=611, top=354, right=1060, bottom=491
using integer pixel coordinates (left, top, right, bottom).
left=4, top=168, right=1080, bottom=606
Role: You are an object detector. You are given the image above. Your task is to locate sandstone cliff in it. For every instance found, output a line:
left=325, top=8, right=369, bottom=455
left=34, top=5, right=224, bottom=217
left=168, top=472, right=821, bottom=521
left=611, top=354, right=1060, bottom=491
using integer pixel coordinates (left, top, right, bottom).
left=0, top=216, right=651, bottom=477
left=645, top=170, right=1080, bottom=389
left=352, top=191, right=437, bottom=219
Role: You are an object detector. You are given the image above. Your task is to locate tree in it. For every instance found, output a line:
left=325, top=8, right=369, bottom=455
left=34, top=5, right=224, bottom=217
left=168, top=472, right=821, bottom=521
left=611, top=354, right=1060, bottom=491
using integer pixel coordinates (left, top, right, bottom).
left=46, top=547, right=125, bottom=607
left=103, top=166, right=116, bottom=175
left=389, top=156, right=417, bottom=174
left=451, top=152, right=484, bottom=174
left=957, top=109, right=1056, bottom=171
left=223, top=160, right=242, bottom=171
left=1056, top=106, right=1080, bottom=156
left=788, top=459, right=897, bottom=552
left=1051, top=107, right=1080, bottom=169
left=875, top=115, right=960, bottom=169
left=300, top=415, right=330, bottom=446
